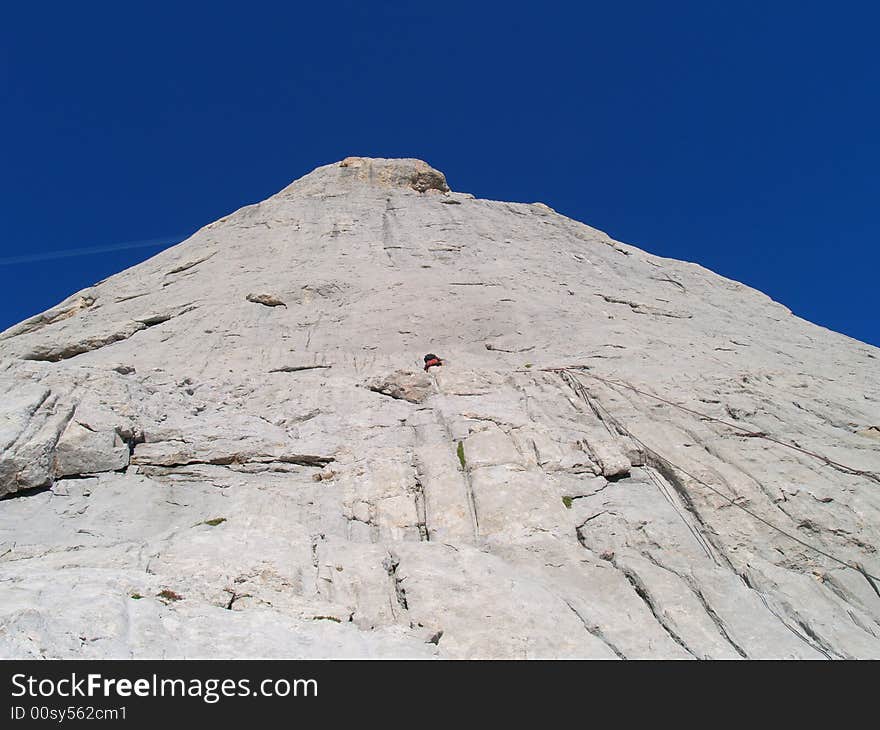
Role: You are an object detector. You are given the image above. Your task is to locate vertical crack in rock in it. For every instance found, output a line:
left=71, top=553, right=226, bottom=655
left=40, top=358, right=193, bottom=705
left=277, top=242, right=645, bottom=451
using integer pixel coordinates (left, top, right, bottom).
left=646, top=457, right=739, bottom=572
left=645, top=466, right=719, bottom=565
left=686, top=580, right=749, bottom=658
left=563, top=370, right=617, bottom=439
left=739, top=572, right=835, bottom=659
left=431, top=405, right=480, bottom=540
left=611, top=560, right=699, bottom=658
left=638, top=550, right=749, bottom=657
left=793, top=617, right=844, bottom=659
left=411, top=475, right=430, bottom=542
left=562, top=599, right=627, bottom=659
left=558, top=371, right=634, bottom=476
left=310, top=533, right=325, bottom=594
left=383, top=552, right=409, bottom=617
left=459, top=446, right=480, bottom=539
left=857, top=565, right=880, bottom=600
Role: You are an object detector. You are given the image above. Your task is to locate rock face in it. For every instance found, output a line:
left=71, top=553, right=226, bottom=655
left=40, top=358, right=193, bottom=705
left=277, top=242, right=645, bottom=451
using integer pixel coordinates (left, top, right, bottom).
left=1, top=157, right=879, bottom=659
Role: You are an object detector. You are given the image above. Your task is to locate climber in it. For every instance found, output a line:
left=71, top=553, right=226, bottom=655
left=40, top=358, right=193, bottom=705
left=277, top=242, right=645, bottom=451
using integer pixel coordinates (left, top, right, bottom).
left=423, top=353, right=443, bottom=372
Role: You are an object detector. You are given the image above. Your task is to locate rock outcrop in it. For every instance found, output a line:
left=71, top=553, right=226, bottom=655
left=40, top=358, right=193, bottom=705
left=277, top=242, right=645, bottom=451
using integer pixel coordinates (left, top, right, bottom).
left=0, top=157, right=878, bottom=659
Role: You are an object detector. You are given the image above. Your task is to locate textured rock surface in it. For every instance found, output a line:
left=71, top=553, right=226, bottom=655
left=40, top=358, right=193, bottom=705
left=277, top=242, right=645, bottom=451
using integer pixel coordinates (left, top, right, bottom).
left=1, top=156, right=878, bottom=658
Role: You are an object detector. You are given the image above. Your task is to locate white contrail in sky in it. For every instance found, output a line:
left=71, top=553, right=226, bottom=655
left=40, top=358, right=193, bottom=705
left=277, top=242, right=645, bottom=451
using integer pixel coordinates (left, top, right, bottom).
left=0, top=236, right=184, bottom=266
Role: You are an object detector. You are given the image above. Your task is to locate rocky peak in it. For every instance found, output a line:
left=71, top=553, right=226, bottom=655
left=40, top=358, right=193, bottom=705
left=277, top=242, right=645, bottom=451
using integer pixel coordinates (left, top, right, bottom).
left=280, top=156, right=451, bottom=198
left=0, top=159, right=878, bottom=659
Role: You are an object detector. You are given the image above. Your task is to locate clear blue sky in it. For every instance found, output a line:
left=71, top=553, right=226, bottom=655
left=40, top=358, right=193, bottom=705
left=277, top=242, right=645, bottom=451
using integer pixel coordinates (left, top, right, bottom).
left=2, top=1, right=878, bottom=346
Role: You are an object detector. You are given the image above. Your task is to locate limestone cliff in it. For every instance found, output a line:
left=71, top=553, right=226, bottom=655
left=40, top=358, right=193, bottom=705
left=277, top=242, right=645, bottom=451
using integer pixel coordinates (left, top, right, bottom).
left=1, top=157, right=878, bottom=658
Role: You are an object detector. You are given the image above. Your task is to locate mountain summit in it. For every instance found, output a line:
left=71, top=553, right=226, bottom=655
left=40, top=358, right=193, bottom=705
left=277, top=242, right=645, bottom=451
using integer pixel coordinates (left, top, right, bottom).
left=1, top=158, right=878, bottom=658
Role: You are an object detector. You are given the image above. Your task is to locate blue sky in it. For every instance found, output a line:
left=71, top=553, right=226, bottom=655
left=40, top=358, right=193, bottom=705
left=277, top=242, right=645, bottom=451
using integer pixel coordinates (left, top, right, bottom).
left=2, top=1, right=878, bottom=346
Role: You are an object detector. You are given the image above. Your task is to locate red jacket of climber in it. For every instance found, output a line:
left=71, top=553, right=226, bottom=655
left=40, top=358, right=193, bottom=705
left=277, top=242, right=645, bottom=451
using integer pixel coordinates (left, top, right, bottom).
left=423, top=353, right=442, bottom=371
